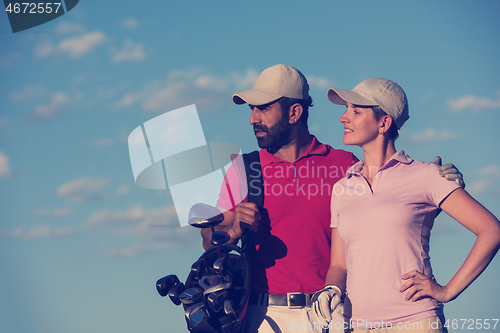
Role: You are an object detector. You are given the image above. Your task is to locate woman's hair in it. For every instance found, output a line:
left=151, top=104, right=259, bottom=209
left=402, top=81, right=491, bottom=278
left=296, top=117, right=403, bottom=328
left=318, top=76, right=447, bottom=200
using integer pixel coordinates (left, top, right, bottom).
left=278, top=96, right=314, bottom=125
left=372, top=106, right=399, bottom=140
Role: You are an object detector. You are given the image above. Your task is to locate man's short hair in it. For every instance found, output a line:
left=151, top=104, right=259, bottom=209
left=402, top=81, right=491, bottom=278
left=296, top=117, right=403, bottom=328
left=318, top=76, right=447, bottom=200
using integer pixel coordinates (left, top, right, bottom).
left=277, top=96, right=314, bottom=124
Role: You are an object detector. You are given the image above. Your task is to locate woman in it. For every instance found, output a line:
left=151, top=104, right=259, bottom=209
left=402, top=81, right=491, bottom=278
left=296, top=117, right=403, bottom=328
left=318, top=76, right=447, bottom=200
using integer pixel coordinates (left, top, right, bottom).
left=315, top=78, right=500, bottom=332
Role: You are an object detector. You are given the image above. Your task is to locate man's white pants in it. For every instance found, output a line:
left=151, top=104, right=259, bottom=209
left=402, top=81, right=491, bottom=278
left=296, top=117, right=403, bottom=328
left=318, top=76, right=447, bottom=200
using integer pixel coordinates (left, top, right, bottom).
left=244, top=303, right=345, bottom=333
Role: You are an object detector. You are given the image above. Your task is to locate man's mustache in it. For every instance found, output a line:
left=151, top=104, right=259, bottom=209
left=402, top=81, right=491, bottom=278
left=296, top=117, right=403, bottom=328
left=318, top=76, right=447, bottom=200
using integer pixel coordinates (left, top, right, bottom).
left=253, top=125, right=268, bottom=132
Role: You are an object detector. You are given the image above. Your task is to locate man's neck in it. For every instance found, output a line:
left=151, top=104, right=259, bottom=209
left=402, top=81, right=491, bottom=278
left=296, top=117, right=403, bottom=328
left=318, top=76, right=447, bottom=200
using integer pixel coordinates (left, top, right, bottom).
left=271, top=129, right=313, bottom=163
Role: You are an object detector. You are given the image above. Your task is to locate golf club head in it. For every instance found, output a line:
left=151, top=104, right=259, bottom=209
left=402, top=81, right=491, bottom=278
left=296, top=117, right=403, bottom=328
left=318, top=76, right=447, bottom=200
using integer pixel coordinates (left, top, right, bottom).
left=206, top=289, right=228, bottom=313
left=188, top=203, right=224, bottom=229
left=198, top=275, right=222, bottom=291
left=213, top=257, right=227, bottom=277
left=210, top=230, right=230, bottom=246
left=185, top=302, right=209, bottom=327
left=224, top=299, right=239, bottom=323
left=179, top=287, right=204, bottom=305
left=168, top=282, right=186, bottom=306
left=203, top=276, right=232, bottom=295
left=156, top=274, right=180, bottom=297
left=190, top=258, right=206, bottom=280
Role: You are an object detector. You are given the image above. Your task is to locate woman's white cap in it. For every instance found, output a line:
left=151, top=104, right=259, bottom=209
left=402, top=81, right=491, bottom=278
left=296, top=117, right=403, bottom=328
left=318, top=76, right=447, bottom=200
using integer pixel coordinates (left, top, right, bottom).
left=233, top=64, right=309, bottom=105
left=327, top=78, right=409, bottom=129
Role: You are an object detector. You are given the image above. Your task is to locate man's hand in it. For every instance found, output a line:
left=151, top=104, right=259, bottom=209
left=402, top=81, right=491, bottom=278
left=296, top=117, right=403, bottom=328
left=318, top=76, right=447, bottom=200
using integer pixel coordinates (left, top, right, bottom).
left=310, top=285, right=342, bottom=327
left=231, top=202, right=260, bottom=239
left=434, top=156, right=465, bottom=188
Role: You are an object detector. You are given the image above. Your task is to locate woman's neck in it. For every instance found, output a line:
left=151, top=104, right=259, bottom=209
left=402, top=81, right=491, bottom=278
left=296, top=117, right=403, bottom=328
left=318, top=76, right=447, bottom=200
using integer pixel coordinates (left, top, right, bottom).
left=362, top=140, right=397, bottom=182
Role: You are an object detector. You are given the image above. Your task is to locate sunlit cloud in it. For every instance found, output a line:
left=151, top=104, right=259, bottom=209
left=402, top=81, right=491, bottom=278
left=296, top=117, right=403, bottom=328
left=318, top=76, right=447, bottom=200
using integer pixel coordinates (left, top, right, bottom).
left=35, top=31, right=106, bottom=58
left=26, top=92, right=70, bottom=123
left=57, top=177, right=110, bottom=203
left=448, top=91, right=500, bottom=112
left=0, top=152, right=12, bottom=178
left=112, top=40, right=145, bottom=62
left=406, top=128, right=460, bottom=143
left=0, top=224, right=75, bottom=240
left=121, top=18, right=139, bottom=29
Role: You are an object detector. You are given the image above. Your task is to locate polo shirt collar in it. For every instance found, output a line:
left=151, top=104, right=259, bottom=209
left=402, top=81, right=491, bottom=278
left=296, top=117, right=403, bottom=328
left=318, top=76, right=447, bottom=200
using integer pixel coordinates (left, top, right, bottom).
left=260, top=135, right=327, bottom=166
left=346, top=150, right=413, bottom=178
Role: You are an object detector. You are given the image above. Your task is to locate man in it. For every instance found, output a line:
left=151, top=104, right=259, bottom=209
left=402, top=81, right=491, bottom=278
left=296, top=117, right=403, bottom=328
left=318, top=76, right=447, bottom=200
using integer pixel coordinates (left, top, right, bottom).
left=201, top=64, right=463, bottom=333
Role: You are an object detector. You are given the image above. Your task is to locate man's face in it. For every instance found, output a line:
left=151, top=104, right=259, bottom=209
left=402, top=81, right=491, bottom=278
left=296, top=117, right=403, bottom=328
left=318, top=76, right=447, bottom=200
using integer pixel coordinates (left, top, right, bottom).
left=249, top=101, right=294, bottom=149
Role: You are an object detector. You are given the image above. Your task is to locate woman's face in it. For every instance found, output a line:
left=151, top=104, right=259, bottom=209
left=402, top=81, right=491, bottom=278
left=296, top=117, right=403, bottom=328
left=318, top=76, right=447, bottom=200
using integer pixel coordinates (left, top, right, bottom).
left=339, top=102, right=381, bottom=147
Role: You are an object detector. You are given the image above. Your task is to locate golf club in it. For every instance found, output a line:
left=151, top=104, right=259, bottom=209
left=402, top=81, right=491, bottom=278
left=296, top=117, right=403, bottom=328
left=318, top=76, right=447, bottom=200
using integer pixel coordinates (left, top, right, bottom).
left=179, top=287, right=204, bottom=305
left=206, top=289, right=228, bottom=313
left=203, top=275, right=232, bottom=295
left=190, top=257, right=206, bottom=281
left=156, top=274, right=179, bottom=297
left=199, top=275, right=222, bottom=291
left=185, top=302, right=209, bottom=327
left=213, top=257, right=228, bottom=278
left=223, top=299, right=239, bottom=324
left=168, top=281, right=186, bottom=306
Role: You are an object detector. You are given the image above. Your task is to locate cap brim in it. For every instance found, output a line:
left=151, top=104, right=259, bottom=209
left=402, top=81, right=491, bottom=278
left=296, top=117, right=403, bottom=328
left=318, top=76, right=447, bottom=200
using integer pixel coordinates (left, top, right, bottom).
left=232, top=89, right=282, bottom=105
left=327, top=88, right=377, bottom=107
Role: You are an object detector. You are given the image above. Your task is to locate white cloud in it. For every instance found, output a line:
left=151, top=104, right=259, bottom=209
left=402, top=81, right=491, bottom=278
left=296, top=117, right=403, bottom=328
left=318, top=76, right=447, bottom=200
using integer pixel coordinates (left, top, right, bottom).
left=86, top=204, right=175, bottom=227
left=448, top=91, right=500, bottom=112
left=121, top=18, right=139, bottom=29
left=26, top=92, right=70, bottom=123
left=112, top=40, right=145, bottom=62
left=478, top=164, right=500, bottom=177
left=307, top=75, right=335, bottom=90
left=407, top=128, right=459, bottom=143
left=103, top=244, right=149, bottom=259
left=0, top=224, right=75, bottom=240
left=86, top=205, right=199, bottom=242
left=116, top=184, right=130, bottom=195
left=57, top=177, right=110, bottom=203
left=116, top=68, right=262, bottom=112
left=467, top=180, right=490, bottom=197
left=55, top=21, right=85, bottom=34
left=0, top=152, right=12, bottom=178
left=31, top=207, right=73, bottom=219
left=10, top=85, right=45, bottom=101
left=36, top=31, right=106, bottom=58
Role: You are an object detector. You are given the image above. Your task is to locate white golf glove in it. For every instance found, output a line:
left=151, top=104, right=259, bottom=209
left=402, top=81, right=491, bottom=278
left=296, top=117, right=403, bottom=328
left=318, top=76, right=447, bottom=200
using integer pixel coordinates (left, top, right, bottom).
left=311, top=285, right=342, bottom=325
left=434, top=156, right=465, bottom=188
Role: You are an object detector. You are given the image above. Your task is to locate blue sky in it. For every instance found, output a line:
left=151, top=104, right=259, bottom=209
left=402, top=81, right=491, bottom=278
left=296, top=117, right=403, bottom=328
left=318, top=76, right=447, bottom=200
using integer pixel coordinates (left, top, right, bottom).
left=1, top=1, right=500, bottom=332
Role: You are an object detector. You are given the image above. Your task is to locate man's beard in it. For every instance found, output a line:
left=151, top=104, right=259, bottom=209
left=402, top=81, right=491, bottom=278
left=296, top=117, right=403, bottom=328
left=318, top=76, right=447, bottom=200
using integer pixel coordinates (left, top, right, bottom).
left=254, top=113, right=295, bottom=150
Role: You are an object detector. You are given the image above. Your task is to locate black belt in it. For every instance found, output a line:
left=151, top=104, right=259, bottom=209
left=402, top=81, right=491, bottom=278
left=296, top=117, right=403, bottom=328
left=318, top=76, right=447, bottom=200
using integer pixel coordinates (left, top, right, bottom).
left=249, top=292, right=313, bottom=309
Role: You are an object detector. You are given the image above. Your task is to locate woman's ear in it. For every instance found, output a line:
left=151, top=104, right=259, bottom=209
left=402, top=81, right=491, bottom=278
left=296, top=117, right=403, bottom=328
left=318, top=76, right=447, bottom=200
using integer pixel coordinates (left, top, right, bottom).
left=380, top=115, right=393, bottom=132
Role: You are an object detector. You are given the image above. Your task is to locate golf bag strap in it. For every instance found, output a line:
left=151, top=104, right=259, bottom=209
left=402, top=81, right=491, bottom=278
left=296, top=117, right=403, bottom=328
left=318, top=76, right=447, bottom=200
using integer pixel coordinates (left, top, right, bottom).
left=242, top=150, right=264, bottom=207
left=240, top=150, right=262, bottom=261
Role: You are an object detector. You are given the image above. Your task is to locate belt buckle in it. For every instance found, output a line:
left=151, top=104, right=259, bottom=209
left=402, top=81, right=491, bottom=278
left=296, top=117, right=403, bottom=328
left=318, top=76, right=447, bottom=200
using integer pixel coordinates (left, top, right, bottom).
left=287, top=292, right=306, bottom=309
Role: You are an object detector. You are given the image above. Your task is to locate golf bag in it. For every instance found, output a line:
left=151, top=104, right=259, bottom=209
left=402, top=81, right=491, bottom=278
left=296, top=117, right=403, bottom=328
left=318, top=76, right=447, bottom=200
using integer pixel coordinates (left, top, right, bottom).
left=157, top=151, right=263, bottom=333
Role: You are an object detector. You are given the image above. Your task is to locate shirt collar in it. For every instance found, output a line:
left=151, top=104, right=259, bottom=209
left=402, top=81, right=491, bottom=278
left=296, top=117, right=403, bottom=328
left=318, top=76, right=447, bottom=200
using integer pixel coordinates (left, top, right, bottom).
left=346, top=150, right=413, bottom=178
left=260, top=135, right=328, bottom=166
